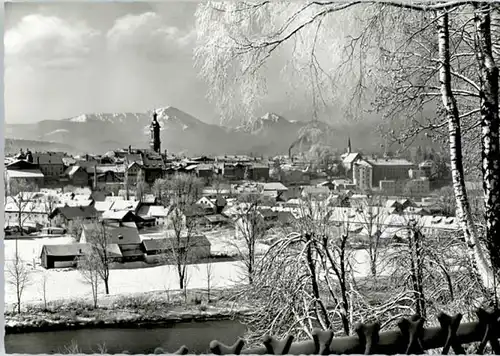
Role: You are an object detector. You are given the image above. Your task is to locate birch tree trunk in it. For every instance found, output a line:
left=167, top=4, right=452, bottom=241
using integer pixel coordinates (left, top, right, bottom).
left=474, top=3, right=500, bottom=277
left=438, top=9, right=493, bottom=290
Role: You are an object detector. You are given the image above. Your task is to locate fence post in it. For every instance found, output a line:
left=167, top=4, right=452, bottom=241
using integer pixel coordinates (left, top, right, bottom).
left=437, top=312, right=464, bottom=354
left=312, top=328, right=334, bottom=355
left=355, top=322, right=380, bottom=355
left=262, top=335, right=294, bottom=355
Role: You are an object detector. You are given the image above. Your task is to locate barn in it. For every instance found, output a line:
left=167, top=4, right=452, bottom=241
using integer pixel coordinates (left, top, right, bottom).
left=40, top=243, right=124, bottom=269
left=40, top=243, right=89, bottom=269
left=80, top=222, right=144, bottom=262
left=142, top=234, right=211, bottom=263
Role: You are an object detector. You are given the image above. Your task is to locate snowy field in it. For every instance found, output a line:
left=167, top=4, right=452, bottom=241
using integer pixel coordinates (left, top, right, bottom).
left=3, top=236, right=393, bottom=306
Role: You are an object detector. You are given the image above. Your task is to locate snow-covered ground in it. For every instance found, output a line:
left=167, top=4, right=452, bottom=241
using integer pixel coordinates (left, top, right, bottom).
left=3, top=235, right=393, bottom=306
left=3, top=235, right=248, bottom=305
left=4, top=260, right=245, bottom=305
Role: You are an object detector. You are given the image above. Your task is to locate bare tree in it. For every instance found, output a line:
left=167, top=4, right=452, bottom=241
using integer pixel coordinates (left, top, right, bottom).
left=384, top=214, right=477, bottom=318
left=355, top=195, right=389, bottom=277
left=232, top=193, right=268, bottom=284
left=135, top=169, right=147, bottom=202
left=164, top=174, right=204, bottom=290
left=152, top=178, right=169, bottom=206
left=83, top=222, right=113, bottom=295
left=69, top=217, right=85, bottom=241
left=43, top=195, right=59, bottom=227
left=39, top=271, right=49, bottom=311
left=78, top=251, right=100, bottom=308
left=205, top=257, right=215, bottom=303
left=7, top=248, right=31, bottom=314
left=211, top=174, right=228, bottom=197
left=124, top=163, right=130, bottom=200
left=163, top=208, right=198, bottom=291
left=243, top=198, right=356, bottom=338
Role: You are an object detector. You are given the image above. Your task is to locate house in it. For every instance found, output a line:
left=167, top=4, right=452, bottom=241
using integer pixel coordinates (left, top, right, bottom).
left=385, top=199, right=416, bottom=213
left=40, top=243, right=89, bottom=269
left=223, top=163, right=248, bottom=181
left=5, top=160, right=45, bottom=188
left=262, top=182, right=289, bottom=201
left=141, top=150, right=166, bottom=183
left=5, top=169, right=45, bottom=190
left=61, top=166, right=89, bottom=187
left=80, top=222, right=144, bottom=262
left=196, top=196, right=227, bottom=214
left=125, top=161, right=144, bottom=185
left=49, top=206, right=98, bottom=228
left=94, top=201, right=115, bottom=215
left=196, top=164, right=215, bottom=182
left=101, top=210, right=143, bottom=225
left=32, top=152, right=66, bottom=186
left=341, top=152, right=362, bottom=173
left=4, top=199, right=51, bottom=228
left=249, top=163, right=270, bottom=182
left=137, top=205, right=169, bottom=226
left=108, top=199, right=140, bottom=213
left=142, top=234, right=211, bottom=262
left=202, top=214, right=231, bottom=228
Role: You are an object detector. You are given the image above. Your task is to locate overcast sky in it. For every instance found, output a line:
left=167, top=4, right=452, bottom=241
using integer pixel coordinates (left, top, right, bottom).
left=4, top=2, right=227, bottom=125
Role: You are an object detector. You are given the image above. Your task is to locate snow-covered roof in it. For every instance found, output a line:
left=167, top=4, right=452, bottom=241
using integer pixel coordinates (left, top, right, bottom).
left=262, top=182, right=288, bottom=192
left=110, top=199, right=139, bottom=212
left=342, top=153, right=361, bottom=164
left=6, top=169, right=44, bottom=178
left=94, top=201, right=114, bottom=212
left=4, top=201, right=49, bottom=214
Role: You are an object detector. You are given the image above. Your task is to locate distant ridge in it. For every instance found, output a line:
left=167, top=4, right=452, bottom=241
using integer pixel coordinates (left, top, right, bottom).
left=5, top=107, right=428, bottom=156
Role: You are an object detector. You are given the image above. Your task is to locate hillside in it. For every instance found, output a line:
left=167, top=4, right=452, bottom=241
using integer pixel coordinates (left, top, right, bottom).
left=5, top=139, right=78, bottom=156
left=5, top=107, right=420, bottom=156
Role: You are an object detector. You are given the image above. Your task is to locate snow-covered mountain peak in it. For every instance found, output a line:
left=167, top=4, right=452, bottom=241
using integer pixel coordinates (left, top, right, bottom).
left=260, top=112, right=288, bottom=123
left=70, top=114, right=89, bottom=123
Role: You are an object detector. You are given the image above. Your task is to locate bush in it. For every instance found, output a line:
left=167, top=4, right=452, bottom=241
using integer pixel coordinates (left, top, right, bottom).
left=113, top=295, right=151, bottom=309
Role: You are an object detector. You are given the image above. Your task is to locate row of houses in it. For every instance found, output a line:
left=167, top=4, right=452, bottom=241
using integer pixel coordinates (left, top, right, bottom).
left=5, top=149, right=274, bottom=190
left=40, top=221, right=211, bottom=269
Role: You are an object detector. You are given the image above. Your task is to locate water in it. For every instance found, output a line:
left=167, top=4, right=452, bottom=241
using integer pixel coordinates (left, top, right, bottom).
left=4, top=320, right=246, bottom=354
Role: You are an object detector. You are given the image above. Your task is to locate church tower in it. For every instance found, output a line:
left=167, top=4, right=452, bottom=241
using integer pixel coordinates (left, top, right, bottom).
left=347, top=136, right=352, bottom=154
left=150, top=110, right=161, bottom=153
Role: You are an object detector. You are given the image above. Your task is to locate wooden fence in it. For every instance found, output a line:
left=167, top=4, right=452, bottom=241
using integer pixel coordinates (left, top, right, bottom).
left=156, top=308, right=500, bottom=355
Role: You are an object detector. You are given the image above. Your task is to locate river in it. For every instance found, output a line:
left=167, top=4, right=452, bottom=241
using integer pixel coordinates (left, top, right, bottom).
left=4, top=320, right=246, bottom=354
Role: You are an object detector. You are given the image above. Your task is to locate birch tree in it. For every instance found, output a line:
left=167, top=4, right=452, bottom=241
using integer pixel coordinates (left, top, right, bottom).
left=165, top=174, right=204, bottom=290
left=232, top=193, right=267, bottom=284
left=78, top=251, right=100, bottom=308
left=472, top=3, right=500, bottom=277
left=84, top=222, right=112, bottom=295
left=193, top=0, right=500, bottom=291
left=6, top=248, right=31, bottom=314
left=355, top=195, right=389, bottom=277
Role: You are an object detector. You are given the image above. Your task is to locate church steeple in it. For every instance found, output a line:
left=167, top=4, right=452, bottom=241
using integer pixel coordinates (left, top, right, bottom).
left=150, top=110, right=161, bottom=153
left=347, top=136, right=352, bottom=154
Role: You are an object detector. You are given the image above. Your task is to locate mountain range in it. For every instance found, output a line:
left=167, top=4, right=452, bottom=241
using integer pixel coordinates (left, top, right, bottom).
left=5, top=106, right=400, bottom=156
